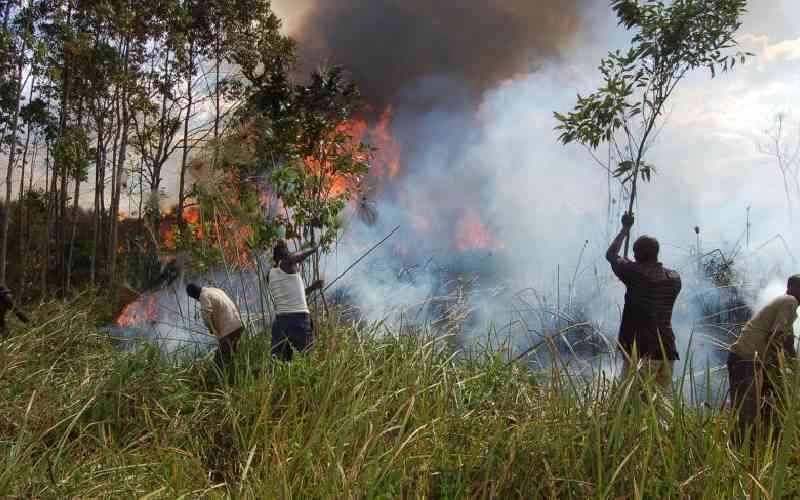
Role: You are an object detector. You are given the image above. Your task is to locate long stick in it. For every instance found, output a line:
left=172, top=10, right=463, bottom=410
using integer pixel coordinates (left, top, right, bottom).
left=623, top=169, right=639, bottom=258
left=324, top=225, right=401, bottom=292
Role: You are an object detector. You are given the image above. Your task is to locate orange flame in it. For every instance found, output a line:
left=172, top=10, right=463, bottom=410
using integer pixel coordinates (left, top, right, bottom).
left=371, top=107, right=402, bottom=179
left=346, top=107, right=402, bottom=180
left=116, top=295, right=158, bottom=327
left=455, top=211, right=504, bottom=252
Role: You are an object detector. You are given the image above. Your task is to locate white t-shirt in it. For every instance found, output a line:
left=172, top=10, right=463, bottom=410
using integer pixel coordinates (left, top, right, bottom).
left=268, top=267, right=309, bottom=315
left=199, top=287, right=244, bottom=339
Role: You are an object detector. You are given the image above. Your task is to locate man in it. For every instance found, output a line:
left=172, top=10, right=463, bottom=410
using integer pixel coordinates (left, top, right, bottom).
left=606, top=213, right=682, bottom=394
left=0, top=285, right=29, bottom=338
left=186, top=283, right=244, bottom=374
left=728, top=276, right=800, bottom=444
left=268, top=239, right=323, bottom=361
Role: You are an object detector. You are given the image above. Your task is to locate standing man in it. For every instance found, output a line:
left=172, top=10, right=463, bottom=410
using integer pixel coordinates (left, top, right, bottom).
left=186, top=283, right=244, bottom=374
left=268, top=239, right=323, bottom=361
left=0, top=285, right=29, bottom=338
left=728, top=276, right=800, bottom=444
left=606, top=213, right=682, bottom=394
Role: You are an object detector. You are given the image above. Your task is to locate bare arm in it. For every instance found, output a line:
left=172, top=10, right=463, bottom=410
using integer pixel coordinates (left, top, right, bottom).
left=607, top=213, right=634, bottom=265
left=285, top=245, right=320, bottom=265
left=606, top=227, right=629, bottom=264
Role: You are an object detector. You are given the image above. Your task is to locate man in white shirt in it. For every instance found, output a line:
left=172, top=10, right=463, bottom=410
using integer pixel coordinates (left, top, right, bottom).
left=187, top=283, right=244, bottom=375
left=728, top=275, right=800, bottom=444
left=268, top=239, right=323, bottom=361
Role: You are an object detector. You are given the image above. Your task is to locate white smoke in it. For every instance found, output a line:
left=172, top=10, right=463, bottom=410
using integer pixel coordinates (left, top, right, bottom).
left=124, top=2, right=800, bottom=399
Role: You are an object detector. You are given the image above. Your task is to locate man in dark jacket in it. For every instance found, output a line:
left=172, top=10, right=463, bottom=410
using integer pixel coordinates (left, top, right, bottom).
left=0, top=286, right=29, bottom=338
left=606, top=213, right=682, bottom=394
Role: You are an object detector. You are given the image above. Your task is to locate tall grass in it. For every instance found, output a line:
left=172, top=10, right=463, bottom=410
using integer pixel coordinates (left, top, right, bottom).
left=1, top=296, right=798, bottom=498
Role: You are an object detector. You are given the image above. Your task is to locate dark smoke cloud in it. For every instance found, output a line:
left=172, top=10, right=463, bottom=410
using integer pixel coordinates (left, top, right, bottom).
left=291, top=1, right=587, bottom=106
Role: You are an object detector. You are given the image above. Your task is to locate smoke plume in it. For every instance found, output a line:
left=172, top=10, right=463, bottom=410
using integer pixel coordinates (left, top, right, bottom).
left=289, top=0, right=587, bottom=107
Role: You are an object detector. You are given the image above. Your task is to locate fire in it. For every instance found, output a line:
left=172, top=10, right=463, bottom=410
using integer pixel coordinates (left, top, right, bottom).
left=157, top=193, right=258, bottom=269
left=371, top=107, right=402, bottom=179
left=184, top=206, right=201, bottom=225
left=116, top=295, right=158, bottom=327
left=455, top=211, right=504, bottom=252
left=347, top=106, right=402, bottom=179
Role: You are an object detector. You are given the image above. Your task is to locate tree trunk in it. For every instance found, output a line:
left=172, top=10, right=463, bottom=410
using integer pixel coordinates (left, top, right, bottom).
left=1, top=0, right=11, bottom=30
left=178, top=18, right=195, bottom=225
left=54, top=4, right=74, bottom=294
left=107, top=88, right=120, bottom=277
left=23, top=136, right=36, bottom=296
left=213, top=21, right=221, bottom=165
left=108, top=40, right=130, bottom=288
left=42, top=139, right=58, bottom=295
left=0, top=42, right=25, bottom=284
left=16, top=96, right=33, bottom=290
left=90, top=118, right=104, bottom=285
left=66, top=171, right=81, bottom=290
left=149, top=51, right=171, bottom=227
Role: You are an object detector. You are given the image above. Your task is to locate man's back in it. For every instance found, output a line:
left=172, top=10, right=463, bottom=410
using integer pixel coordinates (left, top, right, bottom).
left=611, top=260, right=682, bottom=359
left=199, top=287, right=243, bottom=338
left=731, top=294, right=798, bottom=361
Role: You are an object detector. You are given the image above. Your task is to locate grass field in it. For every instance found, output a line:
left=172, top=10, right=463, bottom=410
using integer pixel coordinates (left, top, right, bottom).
left=1, top=294, right=799, bottom=499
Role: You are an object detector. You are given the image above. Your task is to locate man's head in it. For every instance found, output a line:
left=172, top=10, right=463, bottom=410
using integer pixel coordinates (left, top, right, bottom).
left=273, top=239, right=289, bottom=264
left=186, top=283, right=202, bottom=300
left=633, top=235, right=659, bottom=263
left=787, top=275, right=800, bottom=301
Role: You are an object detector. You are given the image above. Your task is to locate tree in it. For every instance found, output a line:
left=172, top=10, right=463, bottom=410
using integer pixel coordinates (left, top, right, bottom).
left=555, top=0, right=750, bottom=255
left=54, top=126, right=90, bottom=290
left=0, top=0, right=37, bottom=284
left=760, top=112, right=800, bottom=224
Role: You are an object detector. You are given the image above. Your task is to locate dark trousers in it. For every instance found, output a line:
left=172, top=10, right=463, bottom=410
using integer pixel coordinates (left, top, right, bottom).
left=271, top=312, right=313, bottom=361
left=214, top=328, right=243, bottom=374
left=728, top=351, right=778, bottom=445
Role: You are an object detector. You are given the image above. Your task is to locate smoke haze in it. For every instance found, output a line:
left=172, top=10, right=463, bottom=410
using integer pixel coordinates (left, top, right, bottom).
left=129, top=1, right=799, bottom=402
left=286, top=0, right=587, bottom=107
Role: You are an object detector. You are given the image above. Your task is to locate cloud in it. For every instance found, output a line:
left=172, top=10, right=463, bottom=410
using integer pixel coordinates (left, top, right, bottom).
left=741, top=34, right=800, bottom=64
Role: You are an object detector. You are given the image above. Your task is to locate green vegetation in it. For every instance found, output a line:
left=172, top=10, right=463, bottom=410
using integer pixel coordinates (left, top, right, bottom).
left=2, top=297, right=799, bottom=499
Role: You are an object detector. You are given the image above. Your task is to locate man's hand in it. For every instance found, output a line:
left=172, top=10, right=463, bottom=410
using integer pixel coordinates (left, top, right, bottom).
left=621, top=212, right=635, bottom=232
left=305, top=279, right=324, bottom=296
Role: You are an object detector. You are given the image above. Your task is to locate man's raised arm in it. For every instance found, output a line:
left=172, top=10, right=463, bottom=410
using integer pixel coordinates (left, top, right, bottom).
left=286, top=244, right=320, bottom=265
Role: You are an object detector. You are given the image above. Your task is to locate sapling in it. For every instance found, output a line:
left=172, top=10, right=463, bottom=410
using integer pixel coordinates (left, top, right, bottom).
left=555, top=0, right=750, bottom=256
